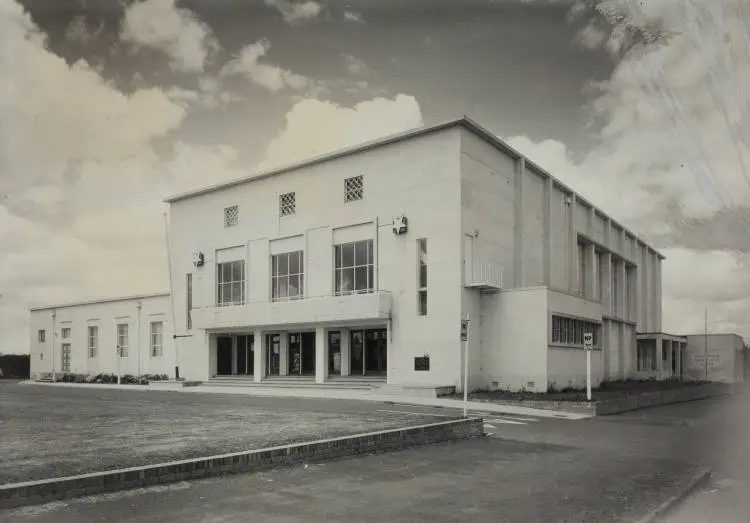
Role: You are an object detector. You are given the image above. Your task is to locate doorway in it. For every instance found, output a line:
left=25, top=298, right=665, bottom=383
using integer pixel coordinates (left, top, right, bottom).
left=217, top=336, right=232, bottom=375
left=266, top=333, right=281, bottom=376
left=328, top=331, right=341, bottom=375
left=288, top=332, right=316, bottom=375
left=349, top=328, right=387, bottom=376
left=235, top=334, right=254, bottom=375
left=61, top=343, right=71, bottom=372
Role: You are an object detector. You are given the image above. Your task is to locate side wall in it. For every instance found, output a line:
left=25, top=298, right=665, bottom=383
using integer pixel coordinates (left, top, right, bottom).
left=29, top=296, right=175, bottom=379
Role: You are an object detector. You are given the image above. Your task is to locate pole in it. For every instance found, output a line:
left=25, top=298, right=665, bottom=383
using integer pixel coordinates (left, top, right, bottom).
left=463, top=315, right=470, bottom=417
left=163, top=212, right=180, bottom=380
left=136, top=301, right=142, bottom=377
left=50, top=310, right=56, bottom=382
left=704, top=307, right=708, bottom=381
left=586, top=347, right=592, bottom=401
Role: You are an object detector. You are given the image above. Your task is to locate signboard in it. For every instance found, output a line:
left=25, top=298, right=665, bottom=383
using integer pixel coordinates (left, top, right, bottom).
left=583, top=332, right=593, bottom=351
left=460, top=320, right=469, bottom=342
left=414, top=356, right=430, bottom=371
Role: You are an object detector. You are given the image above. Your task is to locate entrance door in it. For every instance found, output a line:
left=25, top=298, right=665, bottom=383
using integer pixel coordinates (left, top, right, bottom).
left=236, top=335, right=254, bottom=375
left=328, top=331, right=341, bottom=375
left=217, top=336, right=232, bottom=375
left=61, top=343, right=71, bottom=372
left=288, top=332, right=316, bottom=375
left=350, top=330, right=364, bottom=376
left=266, top=334, right=280, bottom=376
left=364, top=328, right=387, bottom=375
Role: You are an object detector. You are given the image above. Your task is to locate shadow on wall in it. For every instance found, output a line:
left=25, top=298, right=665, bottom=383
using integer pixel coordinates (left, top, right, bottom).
left=0, top=354, right=30, bottom=379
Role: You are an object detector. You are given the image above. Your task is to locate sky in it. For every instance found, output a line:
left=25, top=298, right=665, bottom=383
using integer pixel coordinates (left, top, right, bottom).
left=1, top=0, right=749, bottom=353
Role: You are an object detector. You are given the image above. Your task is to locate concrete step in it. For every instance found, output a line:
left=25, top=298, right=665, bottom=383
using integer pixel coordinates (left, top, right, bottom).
left=205, top=376, right=383, bottom=390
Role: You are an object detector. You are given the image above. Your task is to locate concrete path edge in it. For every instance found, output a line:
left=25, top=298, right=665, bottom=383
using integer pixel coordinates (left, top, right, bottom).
left=0, top=417, right=484, bottom=511
left=633, top=466, right=712, bottom=523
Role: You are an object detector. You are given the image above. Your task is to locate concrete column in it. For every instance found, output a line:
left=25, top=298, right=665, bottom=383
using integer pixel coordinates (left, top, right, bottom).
left=656, top=335, right=663, bottom=376
left=618, top=262, right=626, bottom=319
left=514, top=158, right=525, bottom=287
left=315, top=326, right=327, bottom=384
left=279, top=333, right=288, bottom=376
left=253, top=330, right=266, bottom=383
left=543, top=176, right=553, bottom=285
left=208, top=334, right=217, bottom=378
left=668, top=340, right=674, bottom=378
left=340, top=327, right=350, bottom=377
left=654, top=254, right=663, bottom=332
left=568, top=194, right=577, bottom=293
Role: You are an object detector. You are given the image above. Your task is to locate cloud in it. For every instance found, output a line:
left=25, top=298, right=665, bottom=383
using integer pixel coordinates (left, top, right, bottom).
left=260, top=94, right=423, bottom=170
left=219, top=39, right=313, bottom=93
left=64, top=14, right=104, bottom=43
left=265, top=0, right=323, bottom=24
left=343, top=10, right=365, bottom=23
left=342, top=53, right=368, bottom=75
left=120, top=0, right=219, bottom=72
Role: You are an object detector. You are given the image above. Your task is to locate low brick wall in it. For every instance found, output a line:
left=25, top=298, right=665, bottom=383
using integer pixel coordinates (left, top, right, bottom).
left=464, top=398, right=596, bottom=415
left=594, top=383, right=733, bottom=416
left=0, top=418, right=483, bottom=510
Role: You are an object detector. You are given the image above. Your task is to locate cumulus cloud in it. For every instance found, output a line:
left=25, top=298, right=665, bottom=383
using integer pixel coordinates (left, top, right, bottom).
left=65, top=15, right=104, bottom=43
left=220, top=39, right=313, bottom=93
left=120, top=0, right=219, bottom=72
left=343, top=10, right=365, bottom=23
left=0, top=0, right=424, bottom=354
left=342, top=53, right=368, bottom=75
left=265, top=0, right=323, bottom=24
left=260, top=94, right=423, bottom=170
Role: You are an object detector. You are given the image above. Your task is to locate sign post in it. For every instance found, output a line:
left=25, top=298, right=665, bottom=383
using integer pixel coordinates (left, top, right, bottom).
left=116, top=344, right=121, bottom=385
left=461, top=317, right=470, bottom=417
left=584, top=332, right=593, bottom=401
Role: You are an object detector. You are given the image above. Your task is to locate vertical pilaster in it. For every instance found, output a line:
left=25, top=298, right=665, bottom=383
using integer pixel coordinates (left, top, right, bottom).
left=514, top=158, right=525, bottom=287
left=586, top=243, right=596, bottom=300
left=315, top=326, right=327, bottom=384
left=253, top=330, right=265, bottom=383
left=543, top=176, right=552, bottom=285
left=654, top=253, right=662, bottom=332
left=340, top=327, right=350, bottom=377
left=279, top=333, right=288, bottom=376
left=231, top=336, right=237, bottom=375
left=567, top=194, right=577, bottom=293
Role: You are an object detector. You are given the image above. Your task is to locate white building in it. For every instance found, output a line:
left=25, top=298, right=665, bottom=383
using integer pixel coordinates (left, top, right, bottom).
left=29, top=293, right=174, bottom=380
left=683, top=333, right=745, bottom=383
left=162, top=117, right=668, bottom=393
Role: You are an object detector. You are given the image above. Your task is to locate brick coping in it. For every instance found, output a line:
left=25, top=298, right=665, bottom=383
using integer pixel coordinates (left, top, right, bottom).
left=0, top=417, right=484, bottom=510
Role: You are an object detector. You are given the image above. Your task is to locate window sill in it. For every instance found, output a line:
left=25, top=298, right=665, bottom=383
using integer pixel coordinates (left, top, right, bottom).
left=549, top=343, right=602, bottom=351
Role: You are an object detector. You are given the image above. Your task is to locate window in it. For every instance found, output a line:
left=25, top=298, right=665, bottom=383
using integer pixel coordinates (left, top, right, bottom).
left=611, top=259, right=620, bottom=316
left=551, top=315, right=601, bottom=347
left=37, top=330, right=46, bottom=342
left=61, top=327, right=71, bottom=339
left=637, top=341, right=657, bottom=372
left=595, top=250, right=604, bottom=301
left=216, top=260, right=245, bottom=306
left=417, top=238, right=427, bottom=316
left=344, top=175, right=364, bottom=202
left=577, top=241, right=587, bottom=297
left=150, top=321, right=163, bottom=357
left=272, top=250, right=304, bottom=301
left=117, top=323, right=129, bottom=357
left=224, top=205, right=239, bottom=227
left=61, top=343, right=71, bottom=372
left=334, top=239, right=374, bottom=295
left=279, top=192, right=296, bottom=216
left=186, top=273, right=193, bottom=330
left=88, top=326, right=98, bottom=358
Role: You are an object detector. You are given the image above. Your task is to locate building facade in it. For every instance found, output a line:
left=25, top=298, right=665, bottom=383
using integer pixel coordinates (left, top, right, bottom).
left=683, top=333, right=745, bottom=383
left=29, top=293, right=174, bottom=380
left=164, top=117, right=665, bottom=393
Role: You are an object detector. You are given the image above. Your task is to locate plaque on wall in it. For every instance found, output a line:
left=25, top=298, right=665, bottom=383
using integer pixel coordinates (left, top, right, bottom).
left=414, top=356, right=430, bottom=371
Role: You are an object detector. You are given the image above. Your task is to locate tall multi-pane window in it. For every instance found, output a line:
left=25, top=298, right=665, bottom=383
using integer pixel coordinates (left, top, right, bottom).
left=611, top=259, right=620, bottom=316
left=417, top=238, right=428, bottom=316
left=186, top=273, right=193, bottom=330
left=577, top=241, right=587, bottom=297
left=595, top=250, right=604, bottom=301
left=334, top=239, right=374, bottom=295
left=38, top=330, right=45, bottom=342
left=272, top=250, right=304, bottom=301
left=551, top=315, right=601, bottom=346
left=150, top=321, right=163, bottom=357
left=61, top=344, right=71, bottom=372
left=216, top=260, right=245, bottom=306
left=87, top=326, right=98, bottom=358
left=117, top=323, right=129, bottom=357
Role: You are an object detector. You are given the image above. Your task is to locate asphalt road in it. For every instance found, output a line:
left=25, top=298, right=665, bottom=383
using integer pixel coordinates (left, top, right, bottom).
left=1, top=382, right=748, bottom=522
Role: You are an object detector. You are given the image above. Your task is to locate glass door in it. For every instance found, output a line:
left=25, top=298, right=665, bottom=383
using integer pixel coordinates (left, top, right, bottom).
left=350, top=330, right=364, bottom=376
left=301, top=332, right=316, bottom=375
left=61, top=343, right=71, bottom=372
left=328, top=331, right=341, bottom=375
left=288, top=333, right=301, bottom=375
left=266, top=334, right=280, bottom=376
left=235, top=335, right=254, bottom=375
left=364, top=328, right=387, bottom=376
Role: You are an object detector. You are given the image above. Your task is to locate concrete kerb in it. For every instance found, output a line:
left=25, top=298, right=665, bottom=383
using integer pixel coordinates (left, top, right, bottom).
left=633, top=466, right=712, bottom=523
left=0, top=417, right=484, bottom=510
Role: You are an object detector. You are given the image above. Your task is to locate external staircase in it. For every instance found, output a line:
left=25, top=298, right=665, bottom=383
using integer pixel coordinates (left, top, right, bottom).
left=205, top=375, right=386, bottom=391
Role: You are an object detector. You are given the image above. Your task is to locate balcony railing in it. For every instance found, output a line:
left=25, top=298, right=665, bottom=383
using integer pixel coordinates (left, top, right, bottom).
left=465, top=260, right=503, bottom=291
left=192, top=290, right=392, bottom=330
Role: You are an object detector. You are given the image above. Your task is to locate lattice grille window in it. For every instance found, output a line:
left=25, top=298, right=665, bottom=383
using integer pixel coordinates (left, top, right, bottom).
left=280, top=192, right=296, bottom=216
left=344, top=175, right=364, bottom=203
left=224, top=205, right=239, bottom=227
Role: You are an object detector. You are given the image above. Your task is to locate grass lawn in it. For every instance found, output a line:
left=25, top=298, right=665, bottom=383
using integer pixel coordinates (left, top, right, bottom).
left=0, top=383, right=444, bottom=484
left=447, top=379, right=713, bottom=403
